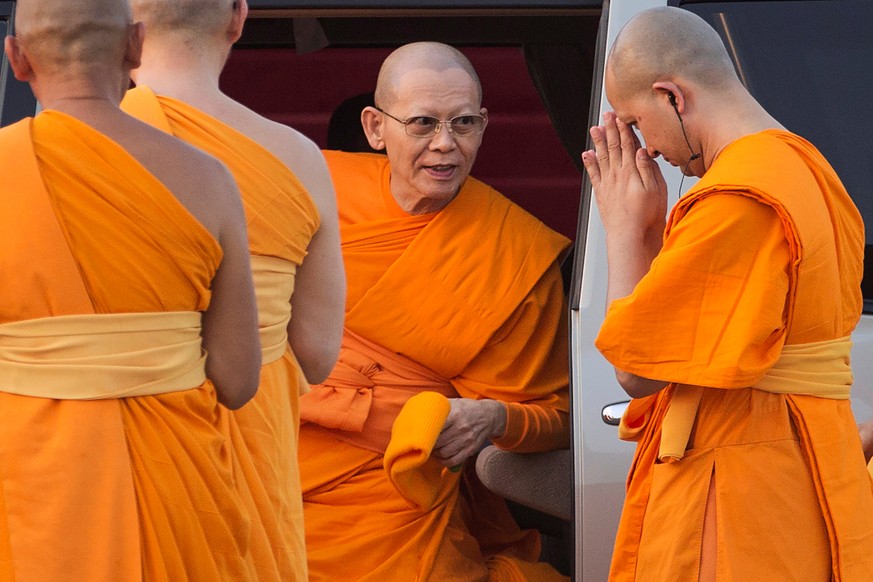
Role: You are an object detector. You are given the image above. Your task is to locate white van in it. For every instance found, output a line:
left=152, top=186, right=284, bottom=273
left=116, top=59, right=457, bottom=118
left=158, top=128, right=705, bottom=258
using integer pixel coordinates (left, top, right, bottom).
left=1, top=1, right=869, bottom=579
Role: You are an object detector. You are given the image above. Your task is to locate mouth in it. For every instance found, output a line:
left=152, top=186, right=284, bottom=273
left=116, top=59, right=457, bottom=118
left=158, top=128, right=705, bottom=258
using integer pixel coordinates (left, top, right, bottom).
left=423, top=164, right=457, bottom=179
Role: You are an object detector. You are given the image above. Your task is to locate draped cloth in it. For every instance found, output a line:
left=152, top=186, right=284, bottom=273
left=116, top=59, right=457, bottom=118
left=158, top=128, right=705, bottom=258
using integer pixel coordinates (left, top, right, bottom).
left=596, top=130, right=873, bottom=581
left=299, top=150, right=572, bottom=581
left=122, top=86, right=320, bottom=581
left=0, top=111, right=264, bottom=581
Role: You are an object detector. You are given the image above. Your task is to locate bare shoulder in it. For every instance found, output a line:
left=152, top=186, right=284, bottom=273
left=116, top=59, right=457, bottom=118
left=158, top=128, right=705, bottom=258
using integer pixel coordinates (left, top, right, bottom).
left=223, top=100, right=335, bottom=215
left=111, top=113, right=242, bottom=237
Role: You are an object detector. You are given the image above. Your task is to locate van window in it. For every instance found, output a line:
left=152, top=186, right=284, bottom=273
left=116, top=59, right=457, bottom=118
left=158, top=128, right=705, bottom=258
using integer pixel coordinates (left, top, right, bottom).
left=683, top=0, right=873, bottom=309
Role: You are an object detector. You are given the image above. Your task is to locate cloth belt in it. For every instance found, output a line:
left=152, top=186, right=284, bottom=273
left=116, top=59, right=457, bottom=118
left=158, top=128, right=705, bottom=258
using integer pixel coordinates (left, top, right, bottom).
left=653, top=336, right=853, bottom=462
left=250, top=255, right=295, bottom=365
left=0, top=311, right=207, bottom=399
left=300, top=327, right=457, bottom=453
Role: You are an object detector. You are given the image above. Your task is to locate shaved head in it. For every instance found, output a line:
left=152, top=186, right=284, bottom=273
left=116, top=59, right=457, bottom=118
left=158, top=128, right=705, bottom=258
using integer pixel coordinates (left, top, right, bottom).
left=608, top=7, right=738, bottom=101
left=14, top=0, right=132, bottom=74
left=375, top=42, right=482, bottom=109
left=130, top=0, right=235, bottom=39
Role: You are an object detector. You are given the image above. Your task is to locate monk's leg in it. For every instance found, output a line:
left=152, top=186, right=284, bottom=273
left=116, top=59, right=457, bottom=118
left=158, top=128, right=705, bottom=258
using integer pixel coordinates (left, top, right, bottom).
left=698, top=469, right=717, bottom=582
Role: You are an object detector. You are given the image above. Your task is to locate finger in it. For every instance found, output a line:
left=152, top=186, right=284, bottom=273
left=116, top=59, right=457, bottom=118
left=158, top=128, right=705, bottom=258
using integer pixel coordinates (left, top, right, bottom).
left=581, top=150, right=601, bottom=189
left=635, top=148, right=661, bottom=194
left=589, top=125, right=609, bottom=168
left=602, top=112, right=623, bottom=167
left=616, top=118, right=638, bottom=164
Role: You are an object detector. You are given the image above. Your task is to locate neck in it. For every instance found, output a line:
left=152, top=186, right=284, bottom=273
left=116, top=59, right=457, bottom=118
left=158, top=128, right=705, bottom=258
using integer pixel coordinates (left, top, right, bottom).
left=392, top=189, right=457, bottom=215
left=35, top=69, right=128, bottom=113
left=132, top=38, right=228, bottom=105
left=697, top=90, right=785, bottom=175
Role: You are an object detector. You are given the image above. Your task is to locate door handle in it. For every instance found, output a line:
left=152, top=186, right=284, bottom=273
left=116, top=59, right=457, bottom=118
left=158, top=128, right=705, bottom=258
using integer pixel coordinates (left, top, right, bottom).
left=601, top=401, right=630, bottom=426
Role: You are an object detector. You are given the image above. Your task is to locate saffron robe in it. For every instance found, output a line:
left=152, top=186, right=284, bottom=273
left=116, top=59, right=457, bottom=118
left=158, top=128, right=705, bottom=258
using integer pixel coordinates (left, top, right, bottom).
left=0, top=111, right=263, bottom=581
left=122, top=86, right=320, bottom=581
left=299, top=151, right=572, bottom=581
left=596, top=130, right=873, bottom=581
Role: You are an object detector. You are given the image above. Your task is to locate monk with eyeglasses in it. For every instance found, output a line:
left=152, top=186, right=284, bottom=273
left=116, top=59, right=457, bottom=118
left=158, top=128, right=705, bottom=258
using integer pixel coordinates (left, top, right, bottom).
left=298, top=41, right=571, bottom=580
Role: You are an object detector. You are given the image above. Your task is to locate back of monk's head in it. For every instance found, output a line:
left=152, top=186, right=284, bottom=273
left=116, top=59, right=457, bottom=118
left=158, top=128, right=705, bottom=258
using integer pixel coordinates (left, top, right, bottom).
left=131, top=0, right=235, bottom=40
left=375, top=42, right=483, bottom=109
left=14, top=0, right=132, bottom=75
left=608, top=7, right=739, bottom=101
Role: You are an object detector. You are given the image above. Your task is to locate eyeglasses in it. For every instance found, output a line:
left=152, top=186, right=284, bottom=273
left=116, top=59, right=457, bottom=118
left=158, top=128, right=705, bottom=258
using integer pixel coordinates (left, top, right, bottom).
left=375, top=107, right=487, bottom=138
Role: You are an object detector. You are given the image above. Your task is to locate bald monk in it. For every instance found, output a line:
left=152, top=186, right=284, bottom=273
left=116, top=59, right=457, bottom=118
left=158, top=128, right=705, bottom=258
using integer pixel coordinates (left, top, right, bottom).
left=581, top=7, right=873, bottom=581
left=121, top=1, right=344, bottom=578
left=0, top=1, right=266, bottom=581
left=298, top=41, right=571, bottom=581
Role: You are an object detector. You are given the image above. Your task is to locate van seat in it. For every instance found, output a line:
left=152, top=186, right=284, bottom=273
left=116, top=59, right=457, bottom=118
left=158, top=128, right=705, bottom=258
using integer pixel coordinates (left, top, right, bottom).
left=475, top=446, right=572, bottom=521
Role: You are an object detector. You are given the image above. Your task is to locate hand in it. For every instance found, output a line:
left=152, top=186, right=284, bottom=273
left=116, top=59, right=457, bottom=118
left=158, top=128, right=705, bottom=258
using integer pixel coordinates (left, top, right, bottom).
left=581, top=111, right=667, bottom=242
left=432, top=398, right=507, bottom=469
left=859, top=418, right=873, bottom=463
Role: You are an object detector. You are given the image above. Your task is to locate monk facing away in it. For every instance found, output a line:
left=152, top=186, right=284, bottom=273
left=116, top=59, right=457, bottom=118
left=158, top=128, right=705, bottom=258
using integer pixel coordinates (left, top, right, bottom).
left=298, top=41, right=572, bottom=581
left=0, top=0, right=269, bottom=581
left=581, top=7, right=873, bottom=581
left=121, top=1, right=345, bottom=578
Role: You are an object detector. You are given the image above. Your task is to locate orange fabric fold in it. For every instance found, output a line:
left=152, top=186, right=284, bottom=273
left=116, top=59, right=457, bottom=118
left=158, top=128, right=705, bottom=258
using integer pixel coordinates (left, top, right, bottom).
left=0, top=111, right=265, bottom=581
left=598, top=130, right=873, bottom=581
left=383, top=391, right=454, bottom=510
left=300, top=151, right=570, bottom=581
left=123, top=85, right=319, bottom=580
left=302, top=328, right=457, bottom=453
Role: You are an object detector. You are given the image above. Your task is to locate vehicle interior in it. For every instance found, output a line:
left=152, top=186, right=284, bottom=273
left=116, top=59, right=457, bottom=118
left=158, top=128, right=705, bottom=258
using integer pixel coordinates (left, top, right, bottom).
left=221, top=1, right=605, bottom=574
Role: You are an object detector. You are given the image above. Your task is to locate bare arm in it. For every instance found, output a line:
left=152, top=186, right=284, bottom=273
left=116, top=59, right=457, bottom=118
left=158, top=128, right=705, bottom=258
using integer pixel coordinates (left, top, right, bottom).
left=201, top=163, right=261, bottom=409
left=285, top=139, right=346, bottom=384
left=581, top=112, right=669, bottom=398
left=860, top=418, right=873, bottom=463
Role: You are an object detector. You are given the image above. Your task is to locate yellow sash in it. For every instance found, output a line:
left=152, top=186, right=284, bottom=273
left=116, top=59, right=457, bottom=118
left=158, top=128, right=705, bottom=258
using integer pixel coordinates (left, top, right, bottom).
left=657, top=336, right=853, bottom=461
left=250, top=255, right=295, bottom=365
left=0, top=311, right=207, bottom=399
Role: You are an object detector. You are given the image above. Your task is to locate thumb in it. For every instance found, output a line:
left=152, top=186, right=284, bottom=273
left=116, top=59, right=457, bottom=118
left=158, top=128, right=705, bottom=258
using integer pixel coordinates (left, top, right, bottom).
left=635, top=148, right=661, bottom=192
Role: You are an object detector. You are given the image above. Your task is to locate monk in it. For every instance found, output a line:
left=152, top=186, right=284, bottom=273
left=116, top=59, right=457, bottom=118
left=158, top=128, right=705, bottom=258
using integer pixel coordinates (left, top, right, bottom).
left=0, top=0, right=268, bottom=581
left=580, top=7, right=873, bottom=581
left=121, top=1, right=345, bottom=579
left=298, top=41, right=572, bottom=581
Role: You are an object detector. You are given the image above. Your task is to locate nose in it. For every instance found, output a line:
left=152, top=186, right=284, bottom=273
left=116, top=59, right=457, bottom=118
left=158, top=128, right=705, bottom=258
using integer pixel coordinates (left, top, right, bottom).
left=646, top=144, right=660, bottom=159
left=429, top=123, right=457, bottom=151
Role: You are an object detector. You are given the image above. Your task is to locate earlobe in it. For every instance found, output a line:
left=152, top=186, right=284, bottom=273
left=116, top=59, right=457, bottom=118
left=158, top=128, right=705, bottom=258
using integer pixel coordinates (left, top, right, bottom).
left=652, top=80, right=684, bottom=111
left=228, top=0, right=248, bottom=43
left=361, top=107, right=386, bottom=150
left=125, top=22, right=145, bottom=70
left=4, top=36, right=33, bottom=82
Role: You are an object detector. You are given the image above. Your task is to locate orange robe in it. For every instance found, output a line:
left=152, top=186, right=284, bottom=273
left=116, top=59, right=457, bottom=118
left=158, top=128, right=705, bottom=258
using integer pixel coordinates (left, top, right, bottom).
left=299, top=151, right=571, bottom=581
left=122, top=86, right=320, bottom=581
left=596, top=130, right=873, bottom=581
left=0, top=112, right=262, bottom=581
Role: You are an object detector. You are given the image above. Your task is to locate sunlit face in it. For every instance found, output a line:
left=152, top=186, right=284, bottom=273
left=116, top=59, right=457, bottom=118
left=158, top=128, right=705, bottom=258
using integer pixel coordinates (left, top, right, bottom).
left=378, top=67, right=486, bottom=213
left=605, top=68, right=697, bottom=176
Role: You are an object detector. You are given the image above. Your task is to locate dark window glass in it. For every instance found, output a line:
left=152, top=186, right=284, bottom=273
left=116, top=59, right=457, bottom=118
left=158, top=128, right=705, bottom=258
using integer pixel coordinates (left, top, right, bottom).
left=683, top=1, right=873, bottom=307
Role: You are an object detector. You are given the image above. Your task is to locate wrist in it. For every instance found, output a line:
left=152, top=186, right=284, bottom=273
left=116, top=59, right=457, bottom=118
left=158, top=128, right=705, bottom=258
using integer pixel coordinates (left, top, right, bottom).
left=490, top=400, right=508, bottom=439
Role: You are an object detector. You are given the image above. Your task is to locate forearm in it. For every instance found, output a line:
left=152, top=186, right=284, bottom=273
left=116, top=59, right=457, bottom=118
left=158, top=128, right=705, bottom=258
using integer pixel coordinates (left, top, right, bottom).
left=492, top=397, right=570, bottom=452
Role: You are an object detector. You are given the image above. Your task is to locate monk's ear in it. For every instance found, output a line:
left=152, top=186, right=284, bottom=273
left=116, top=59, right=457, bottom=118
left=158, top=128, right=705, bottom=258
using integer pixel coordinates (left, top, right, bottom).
left=228, top=0, right=248, bottom=44
left=5, top=36, right=34, bottom=82
left=652, top=80, right=684, bottom=112
left=361, top=106, right=386, bottom=151
left=124, top=22, right=145, bottom=71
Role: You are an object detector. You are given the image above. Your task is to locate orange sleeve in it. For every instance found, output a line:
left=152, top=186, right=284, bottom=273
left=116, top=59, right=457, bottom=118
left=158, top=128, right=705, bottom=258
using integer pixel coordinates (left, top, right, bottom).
left=596, top=194, right=791, bottom=388
left=452, top=262, right=570, bottom=452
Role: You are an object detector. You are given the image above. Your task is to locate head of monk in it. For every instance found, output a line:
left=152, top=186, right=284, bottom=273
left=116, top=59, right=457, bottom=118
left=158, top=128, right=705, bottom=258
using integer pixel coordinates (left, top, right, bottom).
left=605, top=7, right=743, bottom=176
left=130, top=0, right=245, bottom=62
left=361, top=42, right=488, bottom=215
left=6, top=0, right=143, bottom=103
